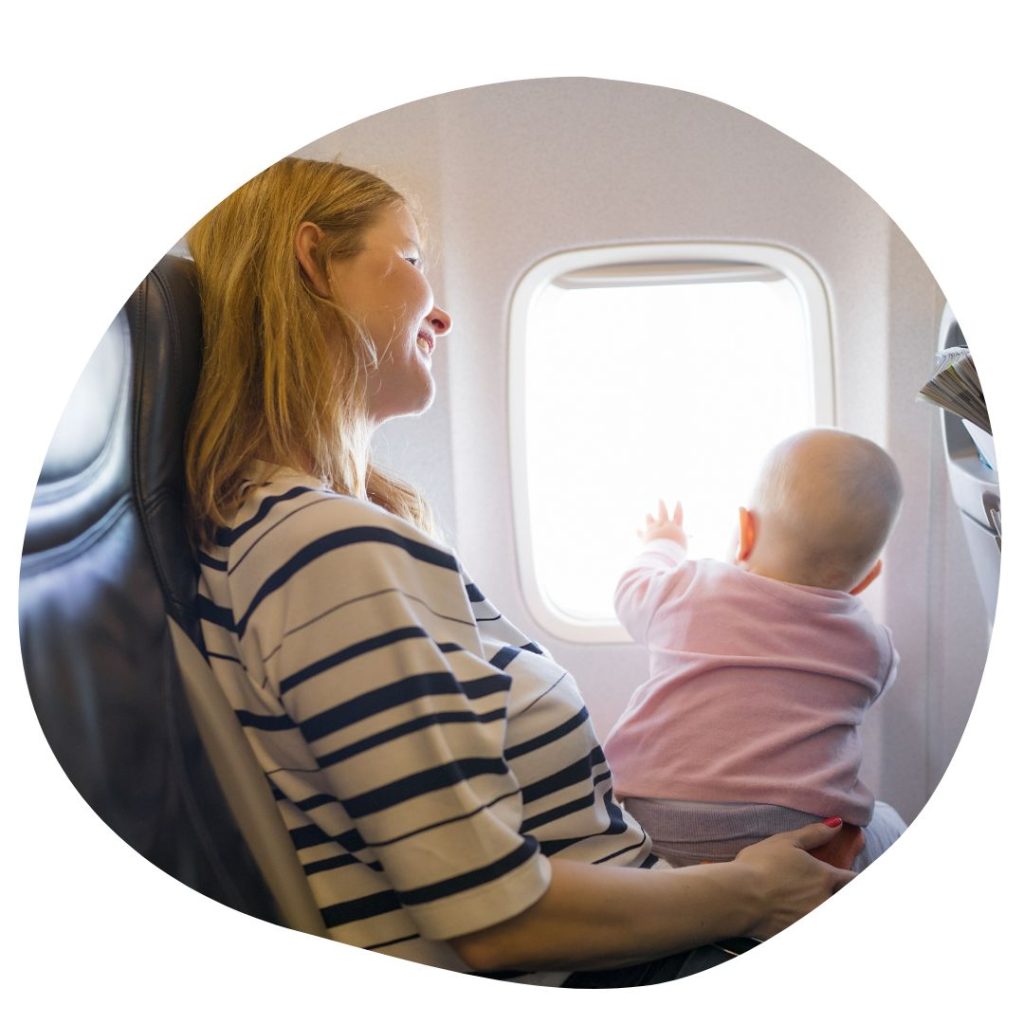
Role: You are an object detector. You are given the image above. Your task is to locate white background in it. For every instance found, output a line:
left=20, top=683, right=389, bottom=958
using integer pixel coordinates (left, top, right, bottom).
left=3, top=2, right=1019, bottom=1019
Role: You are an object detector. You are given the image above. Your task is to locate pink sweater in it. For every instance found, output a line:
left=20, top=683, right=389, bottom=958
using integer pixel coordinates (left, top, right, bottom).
left=605, top=540, right=899, bottom=826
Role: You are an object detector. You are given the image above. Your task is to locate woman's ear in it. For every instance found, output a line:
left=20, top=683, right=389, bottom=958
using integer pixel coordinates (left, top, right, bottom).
left=849, top=559, right=883, bottom=596
left=737, top=507, right=757, bottom=563
left=294, top=221, right=331, bottom=298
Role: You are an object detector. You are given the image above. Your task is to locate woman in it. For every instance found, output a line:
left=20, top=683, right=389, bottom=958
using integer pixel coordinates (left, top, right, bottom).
left=185, top=156, right=854, bottom=986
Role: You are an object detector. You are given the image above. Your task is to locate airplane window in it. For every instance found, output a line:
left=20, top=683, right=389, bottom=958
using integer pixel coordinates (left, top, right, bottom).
left=510, top=244, right=834, bottom=642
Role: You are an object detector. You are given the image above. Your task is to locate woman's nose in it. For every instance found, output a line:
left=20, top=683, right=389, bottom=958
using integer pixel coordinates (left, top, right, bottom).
left=428, top=305, right=452, bottom=337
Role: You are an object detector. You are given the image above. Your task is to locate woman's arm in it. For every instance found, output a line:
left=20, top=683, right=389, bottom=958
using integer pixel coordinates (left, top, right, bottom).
left=451, top=820, right=853, bottom=973
left=227, top=484, right=844, bottom=972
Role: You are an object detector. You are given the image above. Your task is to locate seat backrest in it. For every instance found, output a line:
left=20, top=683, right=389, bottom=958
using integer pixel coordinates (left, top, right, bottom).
left=19, top=255, right=294, bottom=927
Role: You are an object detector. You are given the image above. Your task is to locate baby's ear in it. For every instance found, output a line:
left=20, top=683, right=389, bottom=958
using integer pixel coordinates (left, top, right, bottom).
left=736, top=507, right=756, bottom=563
left=850, top=559, right=883, bottom=595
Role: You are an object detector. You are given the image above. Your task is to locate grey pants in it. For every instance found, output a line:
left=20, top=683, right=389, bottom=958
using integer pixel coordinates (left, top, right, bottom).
left=623, top=797, right=907, bottom=873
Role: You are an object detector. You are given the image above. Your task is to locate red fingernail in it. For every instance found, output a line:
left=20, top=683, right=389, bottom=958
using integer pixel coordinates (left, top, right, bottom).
left=823, top=817, right=842, bottom=828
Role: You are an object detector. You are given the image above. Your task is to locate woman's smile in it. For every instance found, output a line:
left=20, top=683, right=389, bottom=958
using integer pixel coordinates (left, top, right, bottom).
left=327, top=203, right=452, bottom=422
left=416, top=328, right=435, bottom=357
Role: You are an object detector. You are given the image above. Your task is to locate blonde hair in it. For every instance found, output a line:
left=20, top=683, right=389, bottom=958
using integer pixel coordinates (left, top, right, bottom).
left=184, top=156, right=435, bottom=545
left=750, top=429, right=903, bottom=591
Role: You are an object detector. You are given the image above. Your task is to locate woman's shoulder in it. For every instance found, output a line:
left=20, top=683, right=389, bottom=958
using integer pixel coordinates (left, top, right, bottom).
left=236, top=462, right=436, bottom=531
left=212, top=461, right=457, bottom=573
left=201, top=462, right=484, bottom=659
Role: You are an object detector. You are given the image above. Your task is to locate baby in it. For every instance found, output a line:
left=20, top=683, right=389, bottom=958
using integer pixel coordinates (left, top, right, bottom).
left=604, top=428, right=907, bottom=871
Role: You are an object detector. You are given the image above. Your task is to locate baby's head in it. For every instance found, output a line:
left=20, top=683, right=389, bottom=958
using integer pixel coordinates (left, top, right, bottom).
left=736, top=429, right=903, bottom=594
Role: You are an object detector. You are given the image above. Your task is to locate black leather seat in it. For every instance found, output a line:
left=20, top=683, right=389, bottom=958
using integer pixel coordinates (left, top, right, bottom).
left=19, top=256, right=297, bottom=927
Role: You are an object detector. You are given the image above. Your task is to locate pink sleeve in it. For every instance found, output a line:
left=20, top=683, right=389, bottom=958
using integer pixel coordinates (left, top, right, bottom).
left=875, top=625, right=900, bottom=701
left=613, top=539, right=688, bottom=644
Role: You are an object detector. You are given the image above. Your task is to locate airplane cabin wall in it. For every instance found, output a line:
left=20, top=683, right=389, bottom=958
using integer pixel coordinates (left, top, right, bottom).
left=298, top=79, right=989, bottom=825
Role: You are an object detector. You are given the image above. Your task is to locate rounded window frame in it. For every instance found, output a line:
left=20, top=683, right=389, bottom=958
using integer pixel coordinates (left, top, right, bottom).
left=508, top=242, right=835, bottom=643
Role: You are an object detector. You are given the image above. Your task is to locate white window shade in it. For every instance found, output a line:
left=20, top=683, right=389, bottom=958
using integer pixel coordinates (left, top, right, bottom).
left=509, top=243, right=834, bottom=643
left=553, top=260, right=784, bottom=288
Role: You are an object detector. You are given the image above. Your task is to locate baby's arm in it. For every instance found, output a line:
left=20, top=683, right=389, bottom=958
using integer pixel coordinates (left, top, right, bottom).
left=614, top=500, right=689, bottom=643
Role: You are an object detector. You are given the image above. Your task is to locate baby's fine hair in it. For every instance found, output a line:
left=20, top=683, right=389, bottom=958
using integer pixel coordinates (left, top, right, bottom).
left=750, top=429, right=903, bottom=591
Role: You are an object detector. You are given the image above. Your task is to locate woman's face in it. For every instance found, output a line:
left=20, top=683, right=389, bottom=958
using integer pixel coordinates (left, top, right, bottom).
left=328, top=204, right=452, bottom=424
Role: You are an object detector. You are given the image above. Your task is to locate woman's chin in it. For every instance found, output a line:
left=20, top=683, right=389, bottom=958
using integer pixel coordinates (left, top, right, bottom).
left=370, top=385, right=436, bottom=424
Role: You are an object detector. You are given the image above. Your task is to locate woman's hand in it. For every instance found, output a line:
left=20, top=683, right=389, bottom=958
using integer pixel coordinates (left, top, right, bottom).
left=639, top=499, right=687, bottom=547
left=733, top=820, right=857, bottom=939
left=450, top=822, right=853, bottom=973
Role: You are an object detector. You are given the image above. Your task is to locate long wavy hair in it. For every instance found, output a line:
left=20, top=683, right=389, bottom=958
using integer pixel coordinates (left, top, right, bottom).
left=184, top=157, right=435, bottom=545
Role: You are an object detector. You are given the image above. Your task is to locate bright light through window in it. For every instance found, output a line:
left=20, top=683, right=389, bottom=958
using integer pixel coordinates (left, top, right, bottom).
left=511, top=245, right=833, bottom=640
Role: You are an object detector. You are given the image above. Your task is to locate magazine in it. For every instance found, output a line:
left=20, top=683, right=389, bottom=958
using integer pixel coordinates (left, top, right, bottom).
left=917, top=346, right=991, bottom=435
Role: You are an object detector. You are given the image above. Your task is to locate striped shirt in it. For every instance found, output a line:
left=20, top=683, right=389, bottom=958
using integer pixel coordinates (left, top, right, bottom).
left=198, top=463, right=656, bottom=980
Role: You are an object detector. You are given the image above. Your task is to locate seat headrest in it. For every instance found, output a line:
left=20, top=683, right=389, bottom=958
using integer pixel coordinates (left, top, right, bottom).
left=25, top=255, right=204, bottom=643
left=19, top=253, right=277, bottom=924
left=25, top=308, right=131, bottom=555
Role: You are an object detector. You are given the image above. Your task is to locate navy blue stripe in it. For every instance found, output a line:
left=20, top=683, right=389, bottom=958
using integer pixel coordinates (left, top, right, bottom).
left=538, top=826, right=641, bottom=861
left=321, top=889, right=403, bottom=929
left=521, top=791, right=596, bottom=834
left=290, top=822, right=367, bottom=854
left=293, top=672, right=461, bottom=733
left=343, top=758, right=509, bottom=819
left=464, top=582, right=485, bottom=602
left=206, top=650, right=241, bottom=665
left=304, top=852, right=360, bottom=876
left=521, top=641, right=545, bottom=655
left=237, top=526, right=459, bottom=637
left=289, top=667, right=510, bottom=738
left=214, top=485, right=317, bottom=546
left=537, top=786, right=630, bottom=858
left=279, top=626, right=429, bottom=695
left=334, top=828, right=366, bottom=854
left=366, top=933, right=420, bottom=952
left=601, top=783, right=628, bottom=834
left=521, top=747, right=604, bottom=804
left=295, top=789, right=521, bottom=860
left=460, top=673, right=513, bottom=700
left=592, top=836, right=652, bottom=865
left=367, top=788, right=522, bottom=850
left=264, top=591, right=476, bottom=663
left=398, top=837, right=539, bottom=907
left=489, top=645, right=521, bottom=671
left=198, top=550, right=228, bottom=571
left=196, top=594, right=236, bottom=632
left=639, top=853, right=660, bottom=869
left=235, top=709, right=297, bottom=732
left=538, top=835, right=581, bottom=857
left=304, top=852, right=384, bottom=877
left=312, top=707, right=507, bottom=763
left=231, top=494, right=337, bottom=575
left=290, top=823, right=333, bottom=851
left=295, top=793, right=336, bottom=813
left=438, top=641, right=463, bottom=653
left=505, top=705, right=590, bottom=760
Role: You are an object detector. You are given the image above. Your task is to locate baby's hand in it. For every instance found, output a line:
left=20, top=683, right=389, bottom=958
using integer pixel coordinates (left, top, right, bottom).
left=638, top=499, right=686, bottom=548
